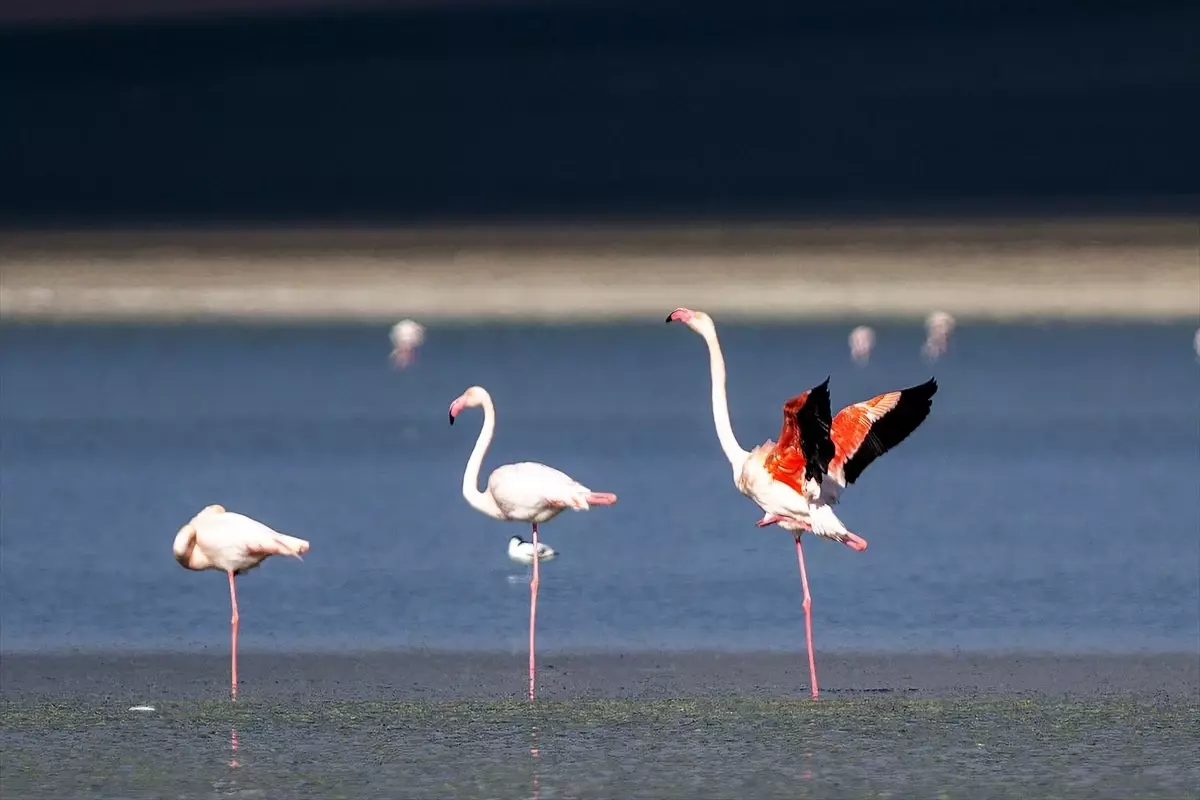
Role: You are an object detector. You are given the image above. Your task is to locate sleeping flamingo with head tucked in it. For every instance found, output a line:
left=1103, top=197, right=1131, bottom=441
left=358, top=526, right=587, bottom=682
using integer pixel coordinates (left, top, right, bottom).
left=449, top=385, right=616, bottom=702
left=173, top=504, right=310, bottom=699
left=666, top=307, right=937, bottom=698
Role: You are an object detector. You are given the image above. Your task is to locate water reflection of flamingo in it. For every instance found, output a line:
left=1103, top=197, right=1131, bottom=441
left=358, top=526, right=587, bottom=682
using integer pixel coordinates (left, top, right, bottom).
left=172, top=504, right=310, bottom=699
left=530, top=725, right=542, bottom=800
left=449, top=385, right=617, bottom=702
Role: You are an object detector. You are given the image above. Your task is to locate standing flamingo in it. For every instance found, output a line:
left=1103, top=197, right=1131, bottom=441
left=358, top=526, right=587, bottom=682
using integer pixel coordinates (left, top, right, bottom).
left=390, top=319, right=426, bottom=368
left=667, top=307, right=937, bottom=698
left=848, top=326, right=876, bottom=365
left=666, top=307, right=858, bottom=697
left=172, top=504, right=310, bottom=699
left=449, top=385, right=617, bottom=702
left=922, top=311, right=956, bottom=361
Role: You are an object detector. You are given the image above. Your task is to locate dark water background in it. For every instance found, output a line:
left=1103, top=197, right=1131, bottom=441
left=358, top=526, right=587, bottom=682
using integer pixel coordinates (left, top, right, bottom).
left=2, top=1, right=1198, bottom=223
left=2, top=321, right=1197, bottom=657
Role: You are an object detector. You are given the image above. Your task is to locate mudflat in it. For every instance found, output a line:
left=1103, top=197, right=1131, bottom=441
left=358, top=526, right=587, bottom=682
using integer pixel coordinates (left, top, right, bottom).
left=3, top=651, right=1196, bottom=799
left=2, top=649, right=1197, bottom=701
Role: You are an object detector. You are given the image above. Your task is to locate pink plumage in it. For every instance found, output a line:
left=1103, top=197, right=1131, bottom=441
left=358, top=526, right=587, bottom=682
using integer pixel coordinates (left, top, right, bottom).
left=666, top=306, right=852, bottom=699
left=449, top=385, right=616, bottom=702
left=173, top=504, right=310, bottom=698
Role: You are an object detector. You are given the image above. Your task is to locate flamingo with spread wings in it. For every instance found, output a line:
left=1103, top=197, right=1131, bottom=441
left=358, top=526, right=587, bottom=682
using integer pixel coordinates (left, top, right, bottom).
left=667, top=307, right=937, bottom=698
left=758, top=376, right=939, bottom=532
left=449, top=385, right=616, bottom=702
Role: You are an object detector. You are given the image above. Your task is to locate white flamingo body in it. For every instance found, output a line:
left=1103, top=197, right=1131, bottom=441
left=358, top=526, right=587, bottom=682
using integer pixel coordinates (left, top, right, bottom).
left=487, top=461, right=608, bottom=524
left=389, top=319, right=426, bottom=367
left=509, top=535, right=557, bottom=564
left=737, top=447, right=835, bottom=526
left=849, top=325, right=875, bottom=365
left=449, top=385, right=616, bottom=701
left=391, top=319, right=425, bottom=348
left=734, top=450, right=820, bottom=525
left=172, top=504, right=309, bottom=699
left=923, top=311, right=956, bottom=361
left=175, top=506, right=308, bottom=575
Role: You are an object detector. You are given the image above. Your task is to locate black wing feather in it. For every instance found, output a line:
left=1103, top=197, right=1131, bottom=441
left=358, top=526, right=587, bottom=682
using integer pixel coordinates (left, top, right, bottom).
left=794, top=377, right=835, bottom=484
left=842, top=377, right=938, bottom=485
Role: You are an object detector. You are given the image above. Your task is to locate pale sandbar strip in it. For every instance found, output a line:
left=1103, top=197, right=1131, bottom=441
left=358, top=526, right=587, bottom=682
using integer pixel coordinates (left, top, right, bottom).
left=3, top=218, right=1197, bottom=322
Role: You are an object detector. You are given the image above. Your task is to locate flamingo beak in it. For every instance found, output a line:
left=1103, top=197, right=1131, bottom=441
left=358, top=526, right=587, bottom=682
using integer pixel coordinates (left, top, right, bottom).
left=448, top=397, right=466, bottom=425
left=666, top=308, right=694, bottom=324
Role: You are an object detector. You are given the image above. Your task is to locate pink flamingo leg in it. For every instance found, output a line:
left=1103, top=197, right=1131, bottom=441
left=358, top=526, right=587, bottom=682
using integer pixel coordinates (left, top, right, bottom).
left=794, top=537, right=819, bottom=699
left=529, top=522, right=540, bottom=702
left=227, top=571, right=239, bottom=701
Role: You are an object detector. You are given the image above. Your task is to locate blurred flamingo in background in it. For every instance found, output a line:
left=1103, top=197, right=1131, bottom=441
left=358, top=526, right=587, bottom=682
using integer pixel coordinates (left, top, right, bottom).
left=449, top=385, right=616, bottom=702
left=849, top=325, right=875, bottom=365
left=173, top=504, right=310, bottom=699
left=668, top=307, right=938, bottom=698
left=390, top=319, right=426, bottom=368
left=923, top=311, right=956, bottom=361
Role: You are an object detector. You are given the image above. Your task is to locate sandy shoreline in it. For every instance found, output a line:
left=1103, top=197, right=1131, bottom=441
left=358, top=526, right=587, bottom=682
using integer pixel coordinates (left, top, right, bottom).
left=3, top=218, right=1197, bottom=322
left=3, top=650, right=1196, bottom=701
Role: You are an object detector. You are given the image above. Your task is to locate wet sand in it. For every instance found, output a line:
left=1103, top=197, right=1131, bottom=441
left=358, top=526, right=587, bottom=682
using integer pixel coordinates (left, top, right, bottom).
left=3, top=650, right=1196, bottom=702
left=2, top=218, right=1197, bottom=321
left=4, top=651, right=1197, bottom=799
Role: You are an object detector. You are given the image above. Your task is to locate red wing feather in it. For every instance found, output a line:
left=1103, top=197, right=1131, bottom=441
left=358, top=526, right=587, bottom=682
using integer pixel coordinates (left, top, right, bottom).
left=829, top=378, right=937, bottom=485
left=830, top=392, right=901, bottom=468
left=763, top=378, right=834, bottom=495
left=764, top=443, right=812, bottom=496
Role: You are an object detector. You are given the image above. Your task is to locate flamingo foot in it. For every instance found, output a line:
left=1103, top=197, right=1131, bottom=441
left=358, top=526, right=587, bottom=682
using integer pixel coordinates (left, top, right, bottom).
left=757, top=513, right=813, bottom=532
left=585, top=492, right=617, bottom=505
left=839, top=533, right=869, bottom=552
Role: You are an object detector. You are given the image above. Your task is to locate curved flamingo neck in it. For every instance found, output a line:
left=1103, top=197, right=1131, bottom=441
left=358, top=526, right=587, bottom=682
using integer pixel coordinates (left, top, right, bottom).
left=462, top=392, right=504, bottom=519
left=699, top=324, right=748, bottom=470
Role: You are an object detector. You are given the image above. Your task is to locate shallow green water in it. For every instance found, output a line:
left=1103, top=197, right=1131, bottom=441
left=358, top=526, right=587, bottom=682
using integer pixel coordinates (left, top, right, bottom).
left=3, top=697, right=1197, bottom=799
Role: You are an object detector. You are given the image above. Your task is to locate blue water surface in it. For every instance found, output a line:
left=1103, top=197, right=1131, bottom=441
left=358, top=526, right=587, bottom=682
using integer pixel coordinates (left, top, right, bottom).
left=1, top=321, right=1197, bottom=654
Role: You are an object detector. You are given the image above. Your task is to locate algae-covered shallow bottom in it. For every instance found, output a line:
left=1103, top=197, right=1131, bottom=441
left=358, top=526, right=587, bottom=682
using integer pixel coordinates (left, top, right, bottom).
left=3, top=696, right=1198, bottom=799
left=2, top=651, right=1198, bottom=799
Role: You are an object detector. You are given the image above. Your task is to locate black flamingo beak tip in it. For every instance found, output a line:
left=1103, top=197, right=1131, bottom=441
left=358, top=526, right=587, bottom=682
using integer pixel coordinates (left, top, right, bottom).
left=448, top=413, right=455, bottom=426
